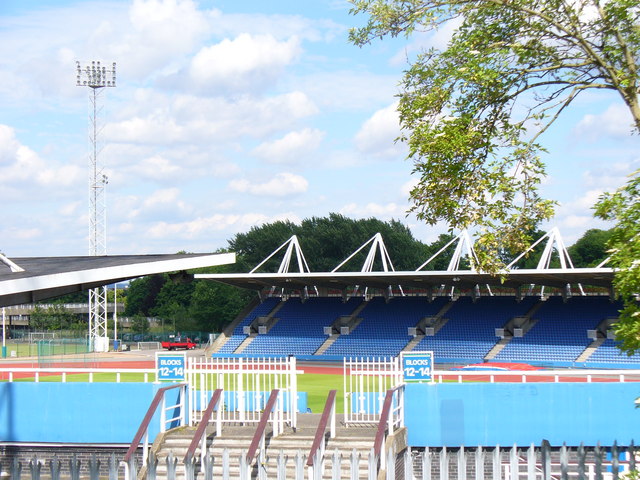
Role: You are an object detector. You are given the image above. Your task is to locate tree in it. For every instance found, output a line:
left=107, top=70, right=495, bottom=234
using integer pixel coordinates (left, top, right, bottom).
left=595, top=174, right=640, bottom=353
left=567, top=228, right=614, bottom=268
left=30, top=305, right=77, bottom=331
left=349, top=0, right=639, bottom=269
left=124, top=274, right=166, bottom=317
left=131, top=315, right=150, bottom=334
left=189, top=280, right=252, bottom=332
left=349, top=0, right=640, bottom=349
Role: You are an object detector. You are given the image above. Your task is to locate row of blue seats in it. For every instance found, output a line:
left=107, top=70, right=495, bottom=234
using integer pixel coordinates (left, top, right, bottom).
left=218, top=295, right=634, bottom=366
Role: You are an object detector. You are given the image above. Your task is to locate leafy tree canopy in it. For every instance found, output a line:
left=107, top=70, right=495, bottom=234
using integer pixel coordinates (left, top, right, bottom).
left=228, top=213, right=431, bottom=272
left=595, top=176, right=640, bottom=353
left=349, top=0, right=640, bottom=351
left=349, top=0, right=639, bottom=268
left=567, top=228, right=614, bottom=268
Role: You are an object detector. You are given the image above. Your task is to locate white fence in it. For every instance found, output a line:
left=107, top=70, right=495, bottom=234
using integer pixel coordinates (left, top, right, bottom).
left=6, top=442, right=635, bottom=480
left=343, top=356, right=403, bottom=425
left=186, top=356, right=300, bottom=429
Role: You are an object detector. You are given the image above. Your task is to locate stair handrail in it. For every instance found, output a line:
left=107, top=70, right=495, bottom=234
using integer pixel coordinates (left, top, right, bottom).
left=122, top=383, right=187, bottom=480
left=184, top=388, right=223, bottom=466
left=306, top=389, right=337, bottom=472
left=373, top=385, right=405, bottom=475
left=245, top=389, right=281, bottom=465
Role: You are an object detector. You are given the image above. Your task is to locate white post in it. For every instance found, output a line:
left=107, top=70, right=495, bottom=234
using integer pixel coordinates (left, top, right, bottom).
left=113, top=283, right=118, bottom=343
left=2, top=307, right=6, bottom=358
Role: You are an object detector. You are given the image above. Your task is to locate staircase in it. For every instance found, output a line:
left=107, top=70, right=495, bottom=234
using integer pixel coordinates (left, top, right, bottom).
left=484, top=337, right=511, bottom=360
left=575, top=337, right=606, bottom=363
left=145, top=415, right=380, bottom=480
left=314, top=300, right=370, bottom=355
left=144, top=426, right=200, bottom=480
left=401, top=300, right=456, bottom=352
left=484, top=300, right=544, bottom=361
left=233, top=333, right=257, bottom=354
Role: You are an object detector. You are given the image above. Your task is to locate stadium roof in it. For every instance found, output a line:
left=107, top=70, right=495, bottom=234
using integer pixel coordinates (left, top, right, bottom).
left=195, top=268, right=615, bottom=293
left=0, top=252, right=235, bottom=307
left=195, top=231, right=616, bottom=294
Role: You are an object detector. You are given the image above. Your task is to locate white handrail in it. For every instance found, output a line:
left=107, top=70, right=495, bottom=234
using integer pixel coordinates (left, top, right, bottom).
left=0, top=367, right=154, bottom=382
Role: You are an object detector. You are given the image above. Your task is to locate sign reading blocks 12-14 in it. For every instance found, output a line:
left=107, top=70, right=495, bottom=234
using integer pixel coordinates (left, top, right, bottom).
left=400, top=351, right=434, bottom=383
left=155, top=352, right=186, bottom=381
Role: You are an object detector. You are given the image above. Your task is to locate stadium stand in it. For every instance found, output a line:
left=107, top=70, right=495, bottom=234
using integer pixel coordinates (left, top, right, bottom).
left=324, top=296, right=448, bottom=357
left=586, top=339, right=640, bottom=366
left=415, top=295, right=539, bottom=362
left=215, top=293, right=635, bottom=368
left=242, top=297, right=363, bottom=355
left=494, top=296, right=623, bottom=365
left=217, top=296, right=281, bottom=354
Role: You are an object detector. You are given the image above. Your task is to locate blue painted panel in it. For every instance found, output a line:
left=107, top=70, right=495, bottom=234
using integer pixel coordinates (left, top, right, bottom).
left=405, top=383, right=640, bottom=447
left=0, top=383, right=179, bottom=444
left=221, top=391, right=307, bottom=413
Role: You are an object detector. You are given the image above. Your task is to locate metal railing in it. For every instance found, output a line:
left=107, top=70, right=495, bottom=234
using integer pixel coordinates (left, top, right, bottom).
left=372, top=385, right=405, bottom=476
left=241, top=389, right=283, bottom=478
left=122, top=383, right=188, bottom=480
left=0, top=366, right=155, bottom=382
left=306, top=389, right=337, bottom=479
left=3, top=442, right=635, bottom=480
left=432, top=369, right=640, bottom=383
left=184, top=388, right=223, bottom=468
left=187, top=356, right=299, bottom=430
left=343, top=356, right=403, bottom=425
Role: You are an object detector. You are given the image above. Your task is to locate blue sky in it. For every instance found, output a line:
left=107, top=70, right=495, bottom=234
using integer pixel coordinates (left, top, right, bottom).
left=1, top=0, right=638, bottom=259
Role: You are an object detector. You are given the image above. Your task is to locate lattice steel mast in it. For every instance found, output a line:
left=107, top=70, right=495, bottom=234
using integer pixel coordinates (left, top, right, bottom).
left=76, top=60, right=116, bottom=352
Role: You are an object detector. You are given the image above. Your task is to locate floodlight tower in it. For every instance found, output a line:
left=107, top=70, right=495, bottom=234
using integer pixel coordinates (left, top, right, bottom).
left=76, top=60, right=116, bottom=352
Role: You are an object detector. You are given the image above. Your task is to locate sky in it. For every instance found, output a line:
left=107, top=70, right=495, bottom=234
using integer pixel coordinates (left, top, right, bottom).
left=1, top=0, right=639, bottom=262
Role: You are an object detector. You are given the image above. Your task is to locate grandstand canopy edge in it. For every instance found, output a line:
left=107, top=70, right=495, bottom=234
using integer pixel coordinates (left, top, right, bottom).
left=195, top=268, right=615, bottom=293
left=0, top=252, right=235, bottom=307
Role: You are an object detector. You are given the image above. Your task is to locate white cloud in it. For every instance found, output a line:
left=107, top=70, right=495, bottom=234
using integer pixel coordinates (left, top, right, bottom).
left=292, top=71, right=401, bottom=111
left=582, top=158, right=640, bottom=191
left=229, top=172, right=309, bottom=197
left=145, top=211, right=302, bottom=240
left=252, top=128, right=325, bottom=164
left=128, top=155, right=183, bottom=182
left=188, top=34, right=301, bottom=93
left=574, top=103, right=636, bottom=139
left=105, top=91, right=318, bottom=145
left=355, top=102, right=406, bottom=158
left=0, top=124, right=83, bottom=200
left=119, top=187, right=193, bottom=222
left=210, top=11, right=344, bottom=43
left=340, top=201, right=404, bottom=218
left=401, top=178, right=418, bottom=197
left=111, top=0, right=211, bottom=79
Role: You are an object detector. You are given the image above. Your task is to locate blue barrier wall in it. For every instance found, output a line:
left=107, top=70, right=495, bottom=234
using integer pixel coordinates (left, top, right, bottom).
left=0, top=383, right=179, bottom=443
left=405, top=382, right=640, bottom=447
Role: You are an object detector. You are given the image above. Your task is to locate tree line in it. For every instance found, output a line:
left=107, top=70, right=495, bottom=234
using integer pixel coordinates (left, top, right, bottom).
left=121, top=214, right=612, bottom=334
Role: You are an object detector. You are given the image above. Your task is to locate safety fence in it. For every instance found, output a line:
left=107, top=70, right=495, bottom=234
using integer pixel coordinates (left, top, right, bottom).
left=1, top=442, right=635, bottom=480
left=343, top=356, right=403, bottom=425
left=186, top=356, right=301, bottom=430
left=433, top=369, right=640, bottom=383
left=0, top=366, right=155, bottom=382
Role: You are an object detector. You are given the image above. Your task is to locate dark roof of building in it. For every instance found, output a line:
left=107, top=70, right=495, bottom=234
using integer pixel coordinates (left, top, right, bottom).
left=0, top=252, right=235, bottom=306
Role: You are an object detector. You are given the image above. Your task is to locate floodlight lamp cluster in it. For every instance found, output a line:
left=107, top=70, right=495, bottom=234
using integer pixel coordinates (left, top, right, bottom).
left=76, top=60, right=116, bottom=88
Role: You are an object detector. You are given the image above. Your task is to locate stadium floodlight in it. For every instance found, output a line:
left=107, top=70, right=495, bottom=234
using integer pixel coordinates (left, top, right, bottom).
left=76, top=60, right=116, bottom=353
left=76, top=61, right=116, bottom=88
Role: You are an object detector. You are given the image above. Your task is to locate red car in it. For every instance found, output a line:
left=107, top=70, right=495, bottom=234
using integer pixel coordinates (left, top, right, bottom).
left=161, top=338, right=197, bottom=350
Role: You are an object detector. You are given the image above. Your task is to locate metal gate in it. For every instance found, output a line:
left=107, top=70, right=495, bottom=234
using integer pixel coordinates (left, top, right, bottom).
left=187, top=356, right=299, bottom=429
left=343, top=356, right=402, bottom=424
